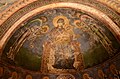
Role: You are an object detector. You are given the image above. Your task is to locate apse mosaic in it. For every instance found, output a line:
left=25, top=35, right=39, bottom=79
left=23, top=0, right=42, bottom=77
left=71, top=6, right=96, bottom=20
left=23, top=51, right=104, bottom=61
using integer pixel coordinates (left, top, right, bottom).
left=2, top=8, right=120, bottom=71
left=1, top=7, right=120, bottom=79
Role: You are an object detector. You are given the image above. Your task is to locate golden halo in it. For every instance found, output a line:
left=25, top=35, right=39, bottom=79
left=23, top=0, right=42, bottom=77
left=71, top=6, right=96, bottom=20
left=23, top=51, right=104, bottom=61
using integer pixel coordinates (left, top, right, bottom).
left=40, top=16, right=47, bottom=23
left=25, top=75, right=32, bottom=79
left=98, top=69, right=104, bottom=78
left=41, top=25, right=49, bottom=33
left=42, top=76, right=50, bottom=79
left=12, top=71, right=18, bottom=79
left=63, top=24, right=73, bottom=30
left=110, top=64, right=117, bottom=74
left=53, top=15, right=69, bottom=27
left=74, top=20, right=81, bottom=28
left=110, top=64, right=116, bottom=70
left=83, top=73, right=92, bottom=79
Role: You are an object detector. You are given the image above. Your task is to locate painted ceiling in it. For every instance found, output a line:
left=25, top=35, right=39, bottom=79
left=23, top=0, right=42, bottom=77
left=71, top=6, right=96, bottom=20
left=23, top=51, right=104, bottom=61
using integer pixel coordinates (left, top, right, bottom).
left=0, top=0, right=120, bottom=79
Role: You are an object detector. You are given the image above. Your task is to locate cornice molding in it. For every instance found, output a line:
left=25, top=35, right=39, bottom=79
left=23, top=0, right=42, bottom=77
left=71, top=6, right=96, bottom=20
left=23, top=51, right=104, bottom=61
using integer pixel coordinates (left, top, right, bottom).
left=0, top=0, right=37, bottom=25
left=97, top=0, right=120, bottom=14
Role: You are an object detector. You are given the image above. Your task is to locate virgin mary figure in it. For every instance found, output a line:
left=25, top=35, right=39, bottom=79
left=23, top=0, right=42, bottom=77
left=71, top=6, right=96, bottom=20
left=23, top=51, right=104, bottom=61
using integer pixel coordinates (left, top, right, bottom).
left=42, top=15, right=84, bottom=72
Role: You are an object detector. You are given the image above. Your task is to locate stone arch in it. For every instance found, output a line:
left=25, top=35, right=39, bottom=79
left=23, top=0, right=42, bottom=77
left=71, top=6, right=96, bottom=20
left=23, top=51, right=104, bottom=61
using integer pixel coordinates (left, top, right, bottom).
left=0, top=2, right=120, bottom=55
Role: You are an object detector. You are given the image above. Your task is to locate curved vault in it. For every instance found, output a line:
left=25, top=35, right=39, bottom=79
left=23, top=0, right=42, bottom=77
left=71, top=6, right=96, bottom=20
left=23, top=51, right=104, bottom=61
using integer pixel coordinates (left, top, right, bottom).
left=0, top=0, right=120, bottom=79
